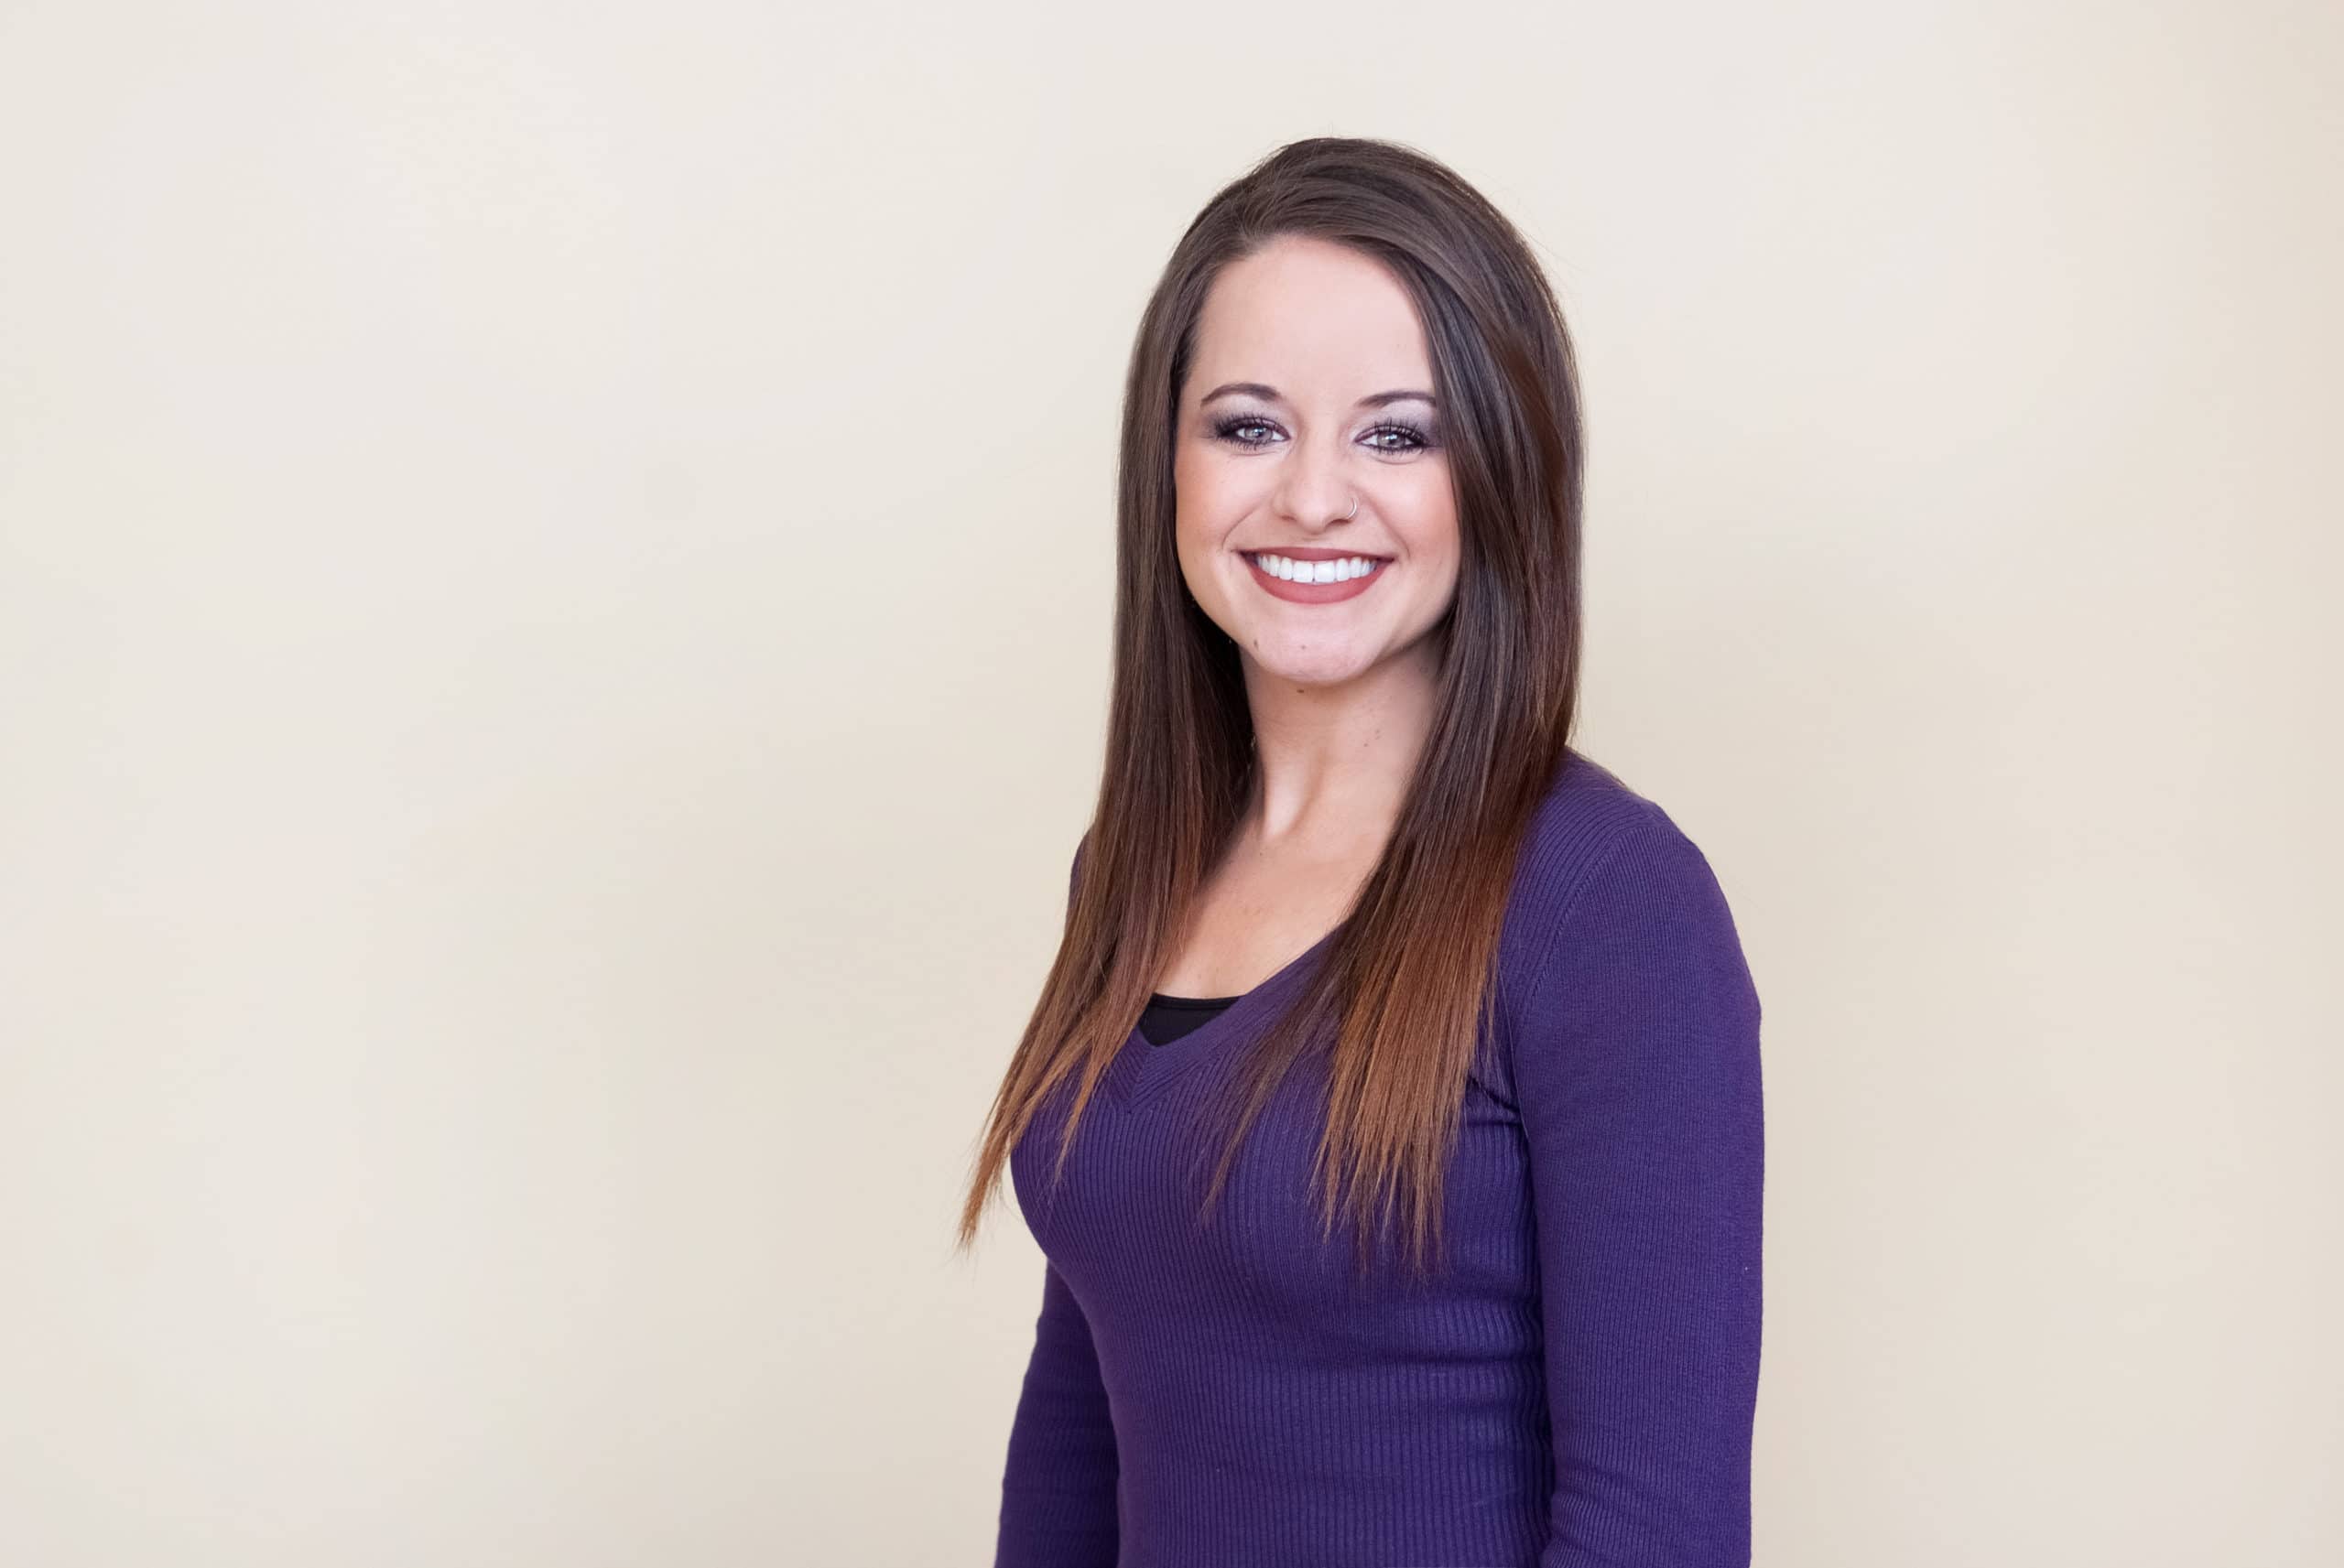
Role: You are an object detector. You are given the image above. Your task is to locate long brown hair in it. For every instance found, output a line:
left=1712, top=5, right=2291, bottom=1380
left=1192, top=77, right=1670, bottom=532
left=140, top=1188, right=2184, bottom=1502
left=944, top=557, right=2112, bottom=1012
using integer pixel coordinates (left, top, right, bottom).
left=954, top=135, right=1586, bottom=1284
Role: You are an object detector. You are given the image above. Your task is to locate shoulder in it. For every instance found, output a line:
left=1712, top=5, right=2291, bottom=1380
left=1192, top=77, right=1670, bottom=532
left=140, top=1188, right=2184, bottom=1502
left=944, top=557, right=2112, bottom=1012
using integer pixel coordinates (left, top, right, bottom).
left=1510, top=748, right=1674, bottom=894
left=1499, top=746, right=1696, bottom=948
left=1490, top=748, right=1759, bottom=1056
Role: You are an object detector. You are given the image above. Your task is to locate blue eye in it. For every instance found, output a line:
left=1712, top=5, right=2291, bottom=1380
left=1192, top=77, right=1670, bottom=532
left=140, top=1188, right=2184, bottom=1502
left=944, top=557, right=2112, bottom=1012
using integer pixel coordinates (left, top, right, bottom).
left=1213, top=416, right=1281, bottom=447
left=1364, top=420, right=1436, bottom=453
left=1209, top=415, right=1439, bottom=453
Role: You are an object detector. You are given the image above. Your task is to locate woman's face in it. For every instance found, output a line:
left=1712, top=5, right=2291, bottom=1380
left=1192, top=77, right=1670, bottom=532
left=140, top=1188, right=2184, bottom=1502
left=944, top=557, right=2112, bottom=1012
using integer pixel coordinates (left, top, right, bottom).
left=1174, top=234, right=1462, bottom=692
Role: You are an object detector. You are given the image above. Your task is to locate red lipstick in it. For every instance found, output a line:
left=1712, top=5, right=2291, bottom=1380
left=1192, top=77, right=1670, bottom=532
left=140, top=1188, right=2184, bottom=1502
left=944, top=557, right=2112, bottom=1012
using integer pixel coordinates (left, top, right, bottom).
left=1240, top=546, right=1391, bottom=605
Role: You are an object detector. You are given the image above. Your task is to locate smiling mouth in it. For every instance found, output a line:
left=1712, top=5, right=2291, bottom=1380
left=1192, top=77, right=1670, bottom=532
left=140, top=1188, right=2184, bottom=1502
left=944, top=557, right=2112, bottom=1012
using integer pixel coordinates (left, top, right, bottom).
left=1242, top=549, right=1390, bottom=585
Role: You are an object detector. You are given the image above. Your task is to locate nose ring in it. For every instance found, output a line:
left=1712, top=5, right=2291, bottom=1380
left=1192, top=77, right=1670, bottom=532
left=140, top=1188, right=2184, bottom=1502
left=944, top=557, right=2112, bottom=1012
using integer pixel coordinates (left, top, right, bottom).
left=1342, top=493, right=1360, bottom=521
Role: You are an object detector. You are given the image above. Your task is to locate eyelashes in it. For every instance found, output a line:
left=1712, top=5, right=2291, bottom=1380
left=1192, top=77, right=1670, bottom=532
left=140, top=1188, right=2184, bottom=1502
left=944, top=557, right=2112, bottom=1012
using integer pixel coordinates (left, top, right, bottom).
left=1209, top=414, right=1439, bottom=455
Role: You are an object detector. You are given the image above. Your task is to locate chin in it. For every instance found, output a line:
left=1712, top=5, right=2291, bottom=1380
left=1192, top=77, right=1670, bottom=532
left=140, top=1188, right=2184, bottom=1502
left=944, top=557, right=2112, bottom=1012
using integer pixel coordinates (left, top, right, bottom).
left=1246, top=643, right=1379, bottom=687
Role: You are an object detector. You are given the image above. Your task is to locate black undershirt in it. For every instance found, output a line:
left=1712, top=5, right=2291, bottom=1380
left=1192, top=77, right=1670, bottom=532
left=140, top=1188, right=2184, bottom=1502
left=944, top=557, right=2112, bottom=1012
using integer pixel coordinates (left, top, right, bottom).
left=1138, top=991, right=1240, bottom=1046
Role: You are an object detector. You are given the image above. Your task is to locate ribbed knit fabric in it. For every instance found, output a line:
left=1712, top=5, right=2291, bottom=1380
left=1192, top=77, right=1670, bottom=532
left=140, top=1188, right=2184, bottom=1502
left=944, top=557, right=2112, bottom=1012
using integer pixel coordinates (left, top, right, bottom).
left=994, top=750, right=1764, bottom=1567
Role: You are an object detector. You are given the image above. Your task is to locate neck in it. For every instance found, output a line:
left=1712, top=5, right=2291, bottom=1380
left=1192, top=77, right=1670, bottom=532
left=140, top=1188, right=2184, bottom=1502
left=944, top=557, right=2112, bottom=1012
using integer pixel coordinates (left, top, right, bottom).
left=1237, top=633, right=1443, bottom=849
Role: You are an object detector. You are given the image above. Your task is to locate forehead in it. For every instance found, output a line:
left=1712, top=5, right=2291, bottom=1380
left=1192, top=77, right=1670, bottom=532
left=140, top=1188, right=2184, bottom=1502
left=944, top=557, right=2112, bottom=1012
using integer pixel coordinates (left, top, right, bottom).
left=1188, top=236, right=1431, bottom=404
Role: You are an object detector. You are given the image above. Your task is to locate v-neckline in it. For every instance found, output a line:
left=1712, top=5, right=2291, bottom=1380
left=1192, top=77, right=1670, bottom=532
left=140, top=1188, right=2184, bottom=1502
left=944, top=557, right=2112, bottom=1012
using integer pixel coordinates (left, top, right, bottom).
left=1110, top=925, right=1341, bottom=1109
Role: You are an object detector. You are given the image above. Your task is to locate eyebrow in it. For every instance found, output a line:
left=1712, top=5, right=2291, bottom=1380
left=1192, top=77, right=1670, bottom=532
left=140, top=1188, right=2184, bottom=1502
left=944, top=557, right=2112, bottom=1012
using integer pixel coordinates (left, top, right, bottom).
left=1197, top=382, right=1438, bottom=411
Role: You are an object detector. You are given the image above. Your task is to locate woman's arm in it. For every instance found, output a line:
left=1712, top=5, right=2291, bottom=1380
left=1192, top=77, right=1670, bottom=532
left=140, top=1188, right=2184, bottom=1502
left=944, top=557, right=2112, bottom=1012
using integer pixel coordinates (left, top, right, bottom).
left=993, top=833, right=1119, bottom=1566
left=1511, top=808, right=1765, bottom=1566
left=993, top=1260, right=1120, bottom=1567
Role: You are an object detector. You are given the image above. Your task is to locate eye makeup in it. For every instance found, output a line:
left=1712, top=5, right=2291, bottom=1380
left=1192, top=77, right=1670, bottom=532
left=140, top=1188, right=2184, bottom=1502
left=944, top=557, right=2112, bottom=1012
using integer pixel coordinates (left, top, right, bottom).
left=1207, top=413, right=1440, bottom=453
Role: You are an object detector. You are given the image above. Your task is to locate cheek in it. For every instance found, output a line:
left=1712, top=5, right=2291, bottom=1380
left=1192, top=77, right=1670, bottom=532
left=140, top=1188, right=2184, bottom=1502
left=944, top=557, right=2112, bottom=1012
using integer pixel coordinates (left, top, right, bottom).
left=1170, top=451, right=1214, bottom=544
left=1388, top=465, right=1457, bottom=537
left=1171, top=502, right=1221, bottom=570
left=1397, top=495, right=1461, bottom=569
left=1176, top=451, right=1242, bottom=518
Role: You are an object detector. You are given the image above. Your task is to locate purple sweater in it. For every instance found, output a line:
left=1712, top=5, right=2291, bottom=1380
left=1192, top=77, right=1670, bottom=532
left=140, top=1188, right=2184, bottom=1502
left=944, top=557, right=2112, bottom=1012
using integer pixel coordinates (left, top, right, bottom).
left=995, top=752, right=1764, bottom=1566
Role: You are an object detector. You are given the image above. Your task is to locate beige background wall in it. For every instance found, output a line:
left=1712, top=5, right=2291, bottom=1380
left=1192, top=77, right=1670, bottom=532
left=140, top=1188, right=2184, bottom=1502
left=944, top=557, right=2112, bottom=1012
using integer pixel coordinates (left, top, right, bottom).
left=3, top=3, right=2338, bottom=1563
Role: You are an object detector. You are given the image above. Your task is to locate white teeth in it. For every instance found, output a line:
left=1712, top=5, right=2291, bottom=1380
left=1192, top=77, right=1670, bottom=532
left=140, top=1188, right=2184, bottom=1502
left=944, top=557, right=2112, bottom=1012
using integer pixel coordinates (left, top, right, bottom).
left=1250, top=552, right=1382, bottom=583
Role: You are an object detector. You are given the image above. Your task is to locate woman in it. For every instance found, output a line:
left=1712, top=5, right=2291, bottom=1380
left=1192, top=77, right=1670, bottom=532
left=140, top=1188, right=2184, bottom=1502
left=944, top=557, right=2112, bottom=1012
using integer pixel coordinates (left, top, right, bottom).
left=954, top=136, right=1764, bottom=1568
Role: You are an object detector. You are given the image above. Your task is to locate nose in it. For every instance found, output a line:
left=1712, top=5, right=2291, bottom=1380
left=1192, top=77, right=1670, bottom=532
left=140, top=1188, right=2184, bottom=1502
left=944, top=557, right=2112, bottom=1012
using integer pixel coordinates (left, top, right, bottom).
left=1272, top=427, right=1362, bottom=529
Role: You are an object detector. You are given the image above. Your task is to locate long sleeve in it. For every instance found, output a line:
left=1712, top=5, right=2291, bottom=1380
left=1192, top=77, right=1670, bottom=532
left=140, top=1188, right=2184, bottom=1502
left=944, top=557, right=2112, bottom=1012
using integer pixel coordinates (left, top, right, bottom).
left=1511, top=810, right=1765, bottom=1567
left=994, top=831, right=1119, bottom=1566
left=993, top=1260, right=1120, bottom=1567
